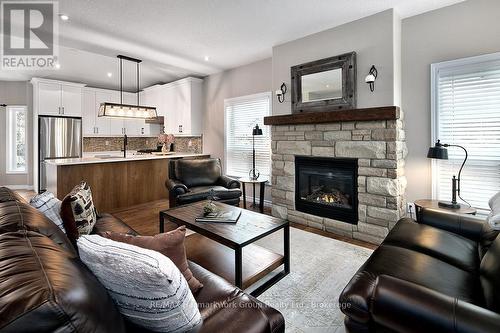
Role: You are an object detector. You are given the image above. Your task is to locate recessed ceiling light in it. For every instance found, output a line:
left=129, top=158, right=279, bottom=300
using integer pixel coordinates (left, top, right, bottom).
left=55, top=63, right=61, bottom=69
left=59, top=14, right=69, bottom=21
left=107, top=72, right=112, bottom=78
left=204, top=56, right=209, bottom=62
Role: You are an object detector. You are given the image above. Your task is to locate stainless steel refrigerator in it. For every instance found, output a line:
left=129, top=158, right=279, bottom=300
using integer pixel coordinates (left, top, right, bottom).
left=39, top=116, right=82, bottom=192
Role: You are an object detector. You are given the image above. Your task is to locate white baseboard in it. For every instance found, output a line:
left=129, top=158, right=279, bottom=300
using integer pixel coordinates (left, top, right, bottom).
left=0, top=185, right=34, bottom=190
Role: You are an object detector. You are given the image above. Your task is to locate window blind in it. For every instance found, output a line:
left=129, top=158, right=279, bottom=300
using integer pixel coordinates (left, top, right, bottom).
left=434, top=58, right=500, bottom=210
left=224, top=93, right=271, bottom=179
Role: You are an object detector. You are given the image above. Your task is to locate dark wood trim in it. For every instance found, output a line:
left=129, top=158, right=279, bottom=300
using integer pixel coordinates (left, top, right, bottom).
left=264, top=106, right=400, bottom=126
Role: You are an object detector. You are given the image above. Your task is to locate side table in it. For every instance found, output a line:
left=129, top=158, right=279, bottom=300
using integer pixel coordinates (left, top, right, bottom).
left=414, top=199, right=476, bottom=222
left=239, top=178, right=267, bottom=213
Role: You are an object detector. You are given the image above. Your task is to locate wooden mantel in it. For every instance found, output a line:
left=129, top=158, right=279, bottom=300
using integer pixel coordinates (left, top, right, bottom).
left=264, top=106, right=400, bottom=126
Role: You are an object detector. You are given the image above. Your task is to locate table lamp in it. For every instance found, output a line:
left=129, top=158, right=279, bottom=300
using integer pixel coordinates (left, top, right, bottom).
left=427, top=140, right=468, bottom=208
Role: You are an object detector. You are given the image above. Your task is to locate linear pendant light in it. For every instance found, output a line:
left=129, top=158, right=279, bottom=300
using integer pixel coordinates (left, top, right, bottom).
left=98, top=55, right=157, bottom=119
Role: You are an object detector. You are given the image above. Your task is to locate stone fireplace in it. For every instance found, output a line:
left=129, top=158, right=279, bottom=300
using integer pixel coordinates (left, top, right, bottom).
left=295, top=156, right=358, bottom=224
left=265, top=107, right=407, bottom=244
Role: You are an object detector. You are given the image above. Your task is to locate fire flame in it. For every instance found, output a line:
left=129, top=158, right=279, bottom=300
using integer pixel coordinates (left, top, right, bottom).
left=316, top=194, right=338, bottom=203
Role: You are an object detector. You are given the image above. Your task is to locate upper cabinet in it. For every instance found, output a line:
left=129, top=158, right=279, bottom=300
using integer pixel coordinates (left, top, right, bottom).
left=142, top=77, right=203, bottom=135
left=32, top=77, right=203, bottom=136
left=33, top=79, right=85, bottom=117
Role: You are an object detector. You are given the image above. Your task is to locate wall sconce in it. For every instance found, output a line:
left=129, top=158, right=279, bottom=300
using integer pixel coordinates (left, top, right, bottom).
left=275, top=82, right=287, bottom=103
left=365, top=65, right=378, bottom=92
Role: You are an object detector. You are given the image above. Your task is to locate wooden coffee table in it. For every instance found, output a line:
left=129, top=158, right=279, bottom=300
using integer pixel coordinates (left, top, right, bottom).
left=159, top=201, right=290, bottom=296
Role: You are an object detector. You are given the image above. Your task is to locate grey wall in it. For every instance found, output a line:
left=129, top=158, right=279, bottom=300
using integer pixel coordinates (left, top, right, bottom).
left=0, top=81, right=32, bottom=187
left=203, top=58, right=272, bottom=202
left=272, top=9, right=399, bottom=116
left=402, top=0, right=500, bottom=202
left=203, top=58, right=272, bottom=160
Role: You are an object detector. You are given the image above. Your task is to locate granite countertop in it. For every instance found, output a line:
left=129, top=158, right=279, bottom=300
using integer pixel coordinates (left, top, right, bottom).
left=44, top=151, right=209, bottom=166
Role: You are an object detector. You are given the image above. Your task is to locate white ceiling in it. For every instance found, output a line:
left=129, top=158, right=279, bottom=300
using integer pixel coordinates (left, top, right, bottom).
left=0, top=0, right=465, bottom=90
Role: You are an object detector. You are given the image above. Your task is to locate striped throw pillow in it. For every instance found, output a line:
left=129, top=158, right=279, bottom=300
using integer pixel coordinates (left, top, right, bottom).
left=77, top=234, right=202, bottom=332
left=29, top=191, right=66, bottom=233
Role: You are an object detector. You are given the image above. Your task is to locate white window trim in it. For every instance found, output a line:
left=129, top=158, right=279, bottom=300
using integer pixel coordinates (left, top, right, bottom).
left=430, top=51, right=500, bottom=204
left=6, top=105, right=28, bottom=175
left=223, top=91, right=272, bottom=179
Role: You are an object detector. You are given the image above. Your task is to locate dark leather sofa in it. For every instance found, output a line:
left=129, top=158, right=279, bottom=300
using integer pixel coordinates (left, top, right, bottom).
left=166, top=158, right=242, bottom=207
left=0, top=187, right=284, bottom=333
left=340, top=208, right=500, bottom=333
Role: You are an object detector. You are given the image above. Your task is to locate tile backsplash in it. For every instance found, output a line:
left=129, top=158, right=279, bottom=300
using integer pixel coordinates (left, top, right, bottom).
left=83, top=135, right=202, bottom=153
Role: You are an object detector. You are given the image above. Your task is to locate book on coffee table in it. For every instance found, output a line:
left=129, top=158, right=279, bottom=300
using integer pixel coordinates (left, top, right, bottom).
left=195, top=209, right=242, bottom=223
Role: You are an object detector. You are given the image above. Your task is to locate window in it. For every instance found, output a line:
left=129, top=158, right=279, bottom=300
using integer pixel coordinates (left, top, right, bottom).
left=224, top=92, right=271, bottom=179
left=431, top=53, right=500, bottom=210
left=6, top=106, right=27, bottom=173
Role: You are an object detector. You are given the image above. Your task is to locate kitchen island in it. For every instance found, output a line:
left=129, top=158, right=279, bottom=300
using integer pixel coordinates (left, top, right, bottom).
left=45, top=152, right=210, bottom=211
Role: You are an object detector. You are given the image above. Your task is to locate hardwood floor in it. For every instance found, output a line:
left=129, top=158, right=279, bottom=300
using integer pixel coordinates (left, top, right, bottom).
left=110, top=200, right=376, bottom=250
left=15, top=189, right=376, bottom=250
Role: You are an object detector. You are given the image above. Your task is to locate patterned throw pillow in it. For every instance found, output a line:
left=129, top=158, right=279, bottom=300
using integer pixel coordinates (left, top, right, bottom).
left=77, top=234, right=202, bottom=332
left=29, top=191, right=66, bottom=233
left=101, top=226, right=203, bottom=293
left=60, top=182, right=98, bottom=242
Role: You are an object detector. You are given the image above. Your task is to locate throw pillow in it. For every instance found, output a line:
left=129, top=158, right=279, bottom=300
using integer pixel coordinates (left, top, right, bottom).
left=487, top=191, right=500, bottom=230
left=77, top=234, right=202, bottom=332
left=60, top=182, right=98, bottom=242
left=101, top=226, right=203, bottom=293
left=29, top=191, right=66, bottom=233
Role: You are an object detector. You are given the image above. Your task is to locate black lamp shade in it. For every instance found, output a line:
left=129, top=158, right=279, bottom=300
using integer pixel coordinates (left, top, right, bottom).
left=252, top=124, right=263, bottom=136
left=427, top=144, right=448, bottom=159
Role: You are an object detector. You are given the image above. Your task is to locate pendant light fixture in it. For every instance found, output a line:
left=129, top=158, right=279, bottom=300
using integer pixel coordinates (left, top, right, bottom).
left=98, top=55, right=157, bottom=119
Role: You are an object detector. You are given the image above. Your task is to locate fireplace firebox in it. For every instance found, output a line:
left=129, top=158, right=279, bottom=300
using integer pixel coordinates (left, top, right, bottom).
left=295, top=156, right=358, bottom=224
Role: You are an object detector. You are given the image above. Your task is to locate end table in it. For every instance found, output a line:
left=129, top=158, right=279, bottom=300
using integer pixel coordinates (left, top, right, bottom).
left=414, top=199, right=476, bottom=222
left=239, top=178, right=267, bottom=213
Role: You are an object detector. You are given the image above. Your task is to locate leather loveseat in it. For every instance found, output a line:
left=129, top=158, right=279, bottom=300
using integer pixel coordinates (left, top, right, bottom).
left=0, top=187, right=284, bottom=333
left=166, top=158, right=242, bottom=207
left=340, top=208, right=500, bottom=333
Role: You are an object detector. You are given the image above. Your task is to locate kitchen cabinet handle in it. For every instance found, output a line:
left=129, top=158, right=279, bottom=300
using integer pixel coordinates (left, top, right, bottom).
left=61, top=106, right=64, bottom=115
left=96, top=127, right=99, bottom=134
left=141, top=128, right=144, bottom=135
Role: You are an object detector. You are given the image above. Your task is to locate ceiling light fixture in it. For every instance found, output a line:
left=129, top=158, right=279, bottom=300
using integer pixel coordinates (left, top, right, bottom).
left=107, top=72, right=112, bottom=78
left=98, top=55, right=158, bottom=158
left=204, top=56, right=209, bottom=61
left=54, top=63, right=61, bottom=69
left=59, top=14, right=69, bottom=21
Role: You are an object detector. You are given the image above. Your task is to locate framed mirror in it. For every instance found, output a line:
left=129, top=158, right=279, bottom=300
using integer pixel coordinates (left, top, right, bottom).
left=291, top=52, right=356, bottom=113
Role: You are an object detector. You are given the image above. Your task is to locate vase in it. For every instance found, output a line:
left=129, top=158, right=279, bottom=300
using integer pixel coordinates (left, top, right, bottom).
left=162, top=143, right=169, bottom=153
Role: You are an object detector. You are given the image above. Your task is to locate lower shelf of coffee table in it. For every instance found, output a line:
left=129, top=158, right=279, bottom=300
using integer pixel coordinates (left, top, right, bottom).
left=185, top=233, right=284, bottom=289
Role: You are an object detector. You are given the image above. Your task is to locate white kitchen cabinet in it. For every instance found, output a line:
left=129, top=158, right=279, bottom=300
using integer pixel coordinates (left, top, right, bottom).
left=161, top=77, right=203, bottom=135
left=61, top=85, right=83, bottom=116
left=141, top=78, right=202, bottom=135
left=38, top=82, right=61, bottom=115
left=33, top=79, right=84, bottom=117
left=82, top=89, right=96, bottom=135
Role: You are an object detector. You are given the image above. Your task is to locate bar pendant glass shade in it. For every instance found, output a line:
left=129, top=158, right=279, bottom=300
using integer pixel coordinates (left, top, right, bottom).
left=98, top=102, right=158, bottom=119
left=427, top=145, right=448, bottom=159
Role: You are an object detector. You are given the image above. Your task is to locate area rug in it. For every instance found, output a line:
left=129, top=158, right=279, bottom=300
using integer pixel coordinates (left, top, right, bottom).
left=256, top=227, right=373, bottom=333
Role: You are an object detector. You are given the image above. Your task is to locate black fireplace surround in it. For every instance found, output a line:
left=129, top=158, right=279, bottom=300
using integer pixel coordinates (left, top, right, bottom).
left=295, top=156, right=358, bottom=224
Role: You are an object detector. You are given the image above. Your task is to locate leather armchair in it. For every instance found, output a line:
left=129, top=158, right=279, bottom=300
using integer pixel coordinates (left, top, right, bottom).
left=166, top=158, right=242, bottom=207
left=340, top=208, right=500, bottom=333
